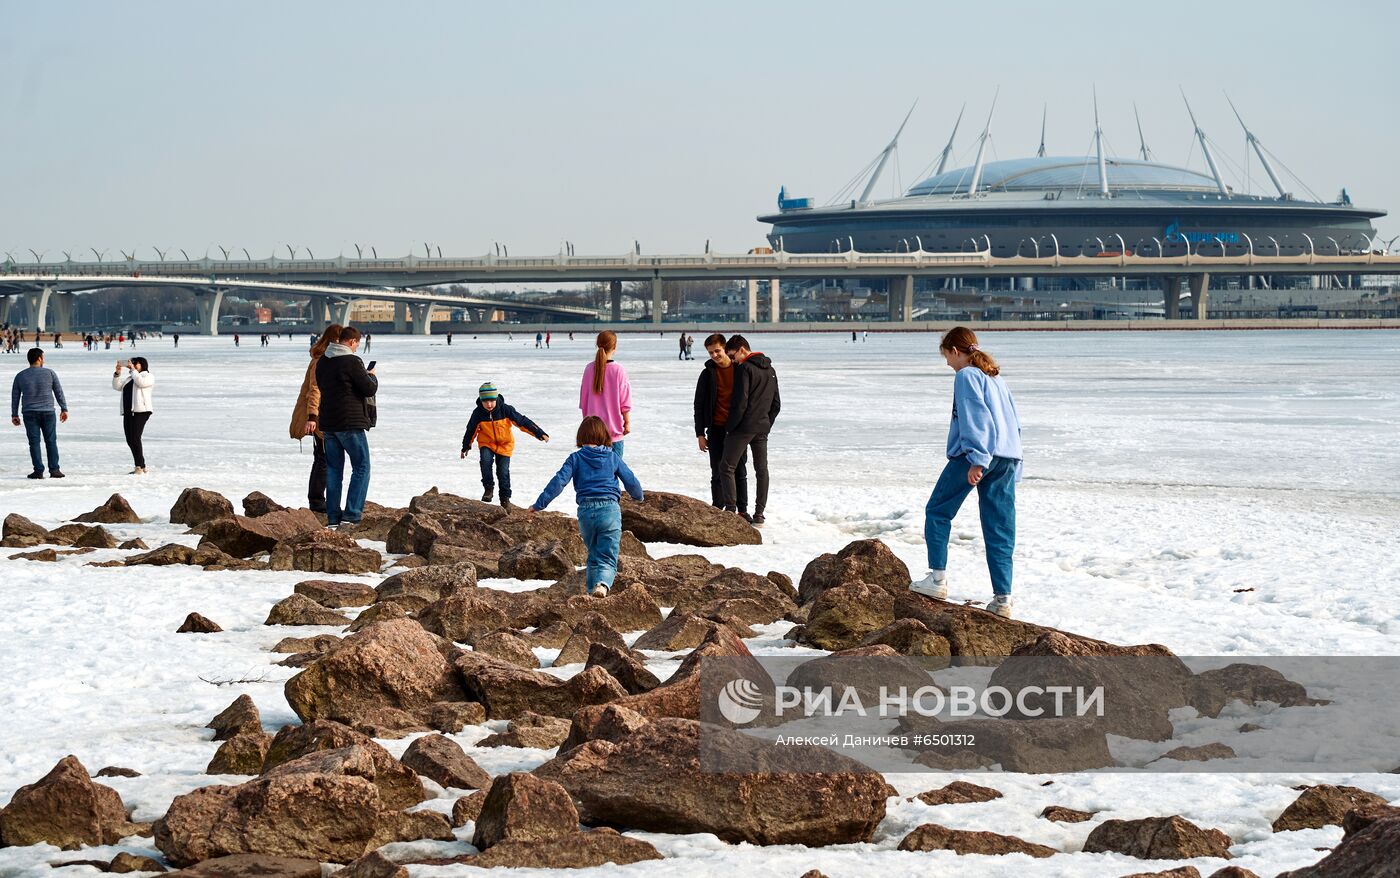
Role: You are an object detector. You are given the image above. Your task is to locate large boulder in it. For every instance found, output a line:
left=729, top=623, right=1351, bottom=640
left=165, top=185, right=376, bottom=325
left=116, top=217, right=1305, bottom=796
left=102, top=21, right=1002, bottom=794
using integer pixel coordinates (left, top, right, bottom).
left=535, top=584, right=663, bottom=633
left=798, top=582, right=897, bottom=650
left=666, top=568, right=798, bottom=626
left=478, top=712, right=572, bottom=750
left=73, top=525, right=119, bottom=549
left=269, top=530, right=382, bottom=575
left=1278, top=811, right=1400, bottom=877
left=260, top=721, right=424, bottom=810
left=619, top=491, right=761, bottom=547
left=265, top=594, right=353, bottom=626
left=554, top=613, right=628, bottom=666
left=897, top=823, right=1055, bottom=857
left=400, top=734, right=491, bottom=790
left=798, top=539, right=909, bottom=605
left=177, top=612, right=223, bottom=634
left=456, top=655, right=626, bottom=721
left=1272, top=785, right=1390, bottom=832
left=584, top=643, right=659, bottom=695
left=171, top=488, right=236, bottom=527
left=859, top=618, right=953, bottom=658
left=497, top=540, right=579, bottom=581
left=207, top=733, right=274, bottom=775
left=283, top=619, right=467, bottom=727
left=0, top=756, right=140, bottom=849
left=199, top=510, right=322, bottom=558
left=535, top=717, right=893, bottom=845
left=165, top=854, right=322, bottom=878
left=1188, top=663, right=1327, bottom=717
left=241, top=492, right=286, bottom=518
left=472, top=772, right=578, bottom=849
left=472, top=630, right=541, bottom=668
left=208, top=695, right=263, bottom=741
left=896, top=715, right=1114, bottom=773
left=893, top=592, right=1066, bottom=658
left=374, top=563, right=477, bottom=611
left=3, top=512, right=49, bottom=542
left=74, top=494, right=142, bottom=525
left=634, top=612, right=723, bottom=652
left=1082, top=815, right=1234, bottom=860
left=417, top=828, right=661, bottom=869
left=294, top=580, right=376, bottom=608
left=417, top=592, right=509, bottom=644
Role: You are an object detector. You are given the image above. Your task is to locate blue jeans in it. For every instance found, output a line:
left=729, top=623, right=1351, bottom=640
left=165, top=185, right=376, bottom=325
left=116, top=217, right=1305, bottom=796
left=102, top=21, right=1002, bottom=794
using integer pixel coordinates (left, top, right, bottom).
left=479, top=447, right=512, bottom=500
left=577, top=499, right=622, bottom=590
left=611, top=440, right=625, bottom=459
left=324, top=430, right=371, bottom=525
left=925, top=455, right=1017, bottom=596
left=22, top=411, right=60, bottom=473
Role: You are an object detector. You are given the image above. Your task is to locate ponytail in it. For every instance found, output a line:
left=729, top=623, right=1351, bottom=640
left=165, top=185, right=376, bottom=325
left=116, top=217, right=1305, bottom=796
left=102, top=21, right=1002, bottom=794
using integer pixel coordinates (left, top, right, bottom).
left=939, top=326, right=1000, bottom=377
left=591, top=330, right=617, bottom=394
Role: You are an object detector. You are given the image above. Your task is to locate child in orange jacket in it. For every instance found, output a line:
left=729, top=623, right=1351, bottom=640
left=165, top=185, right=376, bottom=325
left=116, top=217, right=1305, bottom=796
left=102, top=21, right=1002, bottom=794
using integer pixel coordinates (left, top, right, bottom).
left=460, top=381, right=549, bottom=509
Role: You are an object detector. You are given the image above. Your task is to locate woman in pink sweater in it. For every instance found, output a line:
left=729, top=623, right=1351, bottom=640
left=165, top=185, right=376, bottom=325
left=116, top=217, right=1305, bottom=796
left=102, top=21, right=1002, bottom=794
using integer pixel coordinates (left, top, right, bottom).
left=580, top=330, right=632, bottom=457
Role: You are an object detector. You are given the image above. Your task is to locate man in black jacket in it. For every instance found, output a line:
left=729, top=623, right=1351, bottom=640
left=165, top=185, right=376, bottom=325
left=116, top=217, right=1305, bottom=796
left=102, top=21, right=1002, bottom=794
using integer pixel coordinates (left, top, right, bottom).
left=314, top=326, right=378, bottom=528
left=718, top=335, right=779, bottom=526
left=693, top=333, right=748, bottom=520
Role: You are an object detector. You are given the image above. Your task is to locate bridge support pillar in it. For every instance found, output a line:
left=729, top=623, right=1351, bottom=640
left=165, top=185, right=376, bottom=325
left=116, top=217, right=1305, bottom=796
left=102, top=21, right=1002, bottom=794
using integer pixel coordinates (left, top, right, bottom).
left=888, top=275, right=914, bottom=322
left=0, top=296, right=12, bottom=327
left=769, top=278, right=781, bottom=324
left=746, top=280, right=759, bottom=323
left=609, top=280, right=622, bottom=322
left=1160, top=277, right=1182, bottom=320
left=50, top=293, right=74, bottom=334
left=393, top=302, right=408, bottom=333
left=332, top=300, right=354, bottom=327
left=195, top=289, right=225, bottom=336
left=24, top=286, right=53, bottom=333
left=1189, top=273, right=1210, bottom=320
left=651, top=275, right=663, bottom=325
left=408, top=303, right=432, bottom=335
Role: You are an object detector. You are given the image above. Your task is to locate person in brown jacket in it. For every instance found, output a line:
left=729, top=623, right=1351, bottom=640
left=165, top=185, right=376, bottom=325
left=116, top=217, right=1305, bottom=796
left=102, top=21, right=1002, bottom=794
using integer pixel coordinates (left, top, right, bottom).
left=291, top=324, right=341, bottom=513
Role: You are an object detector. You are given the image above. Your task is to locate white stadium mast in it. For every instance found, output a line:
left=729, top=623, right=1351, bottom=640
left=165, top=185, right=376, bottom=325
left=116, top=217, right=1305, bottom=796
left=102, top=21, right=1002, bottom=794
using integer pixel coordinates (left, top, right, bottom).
left=966, top=89, right=999, bottom=195
left=1181, top=89, right=1229, bottom=195
left=934, top=104, right=966, bottom=176
left=858, top=101, right=916, bottom=205
left=1093, top=89, right=1110, bottom=197
left=1226, top=94, right=1289, bottom=199
left=1134, top=102, right=1153, bottom=161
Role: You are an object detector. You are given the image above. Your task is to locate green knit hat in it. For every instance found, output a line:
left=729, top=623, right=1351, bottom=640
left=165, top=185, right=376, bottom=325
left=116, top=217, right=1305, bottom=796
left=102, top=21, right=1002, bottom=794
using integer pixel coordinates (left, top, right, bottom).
left=478, top=381, right=499, bottom=401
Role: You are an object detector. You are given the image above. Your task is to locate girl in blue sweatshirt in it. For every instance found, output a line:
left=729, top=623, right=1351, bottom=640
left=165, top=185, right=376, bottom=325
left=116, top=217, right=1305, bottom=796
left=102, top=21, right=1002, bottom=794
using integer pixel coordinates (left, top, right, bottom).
left=530, top=416, right=644, bottom=597
left=912, top=327, right=1023, bottom=618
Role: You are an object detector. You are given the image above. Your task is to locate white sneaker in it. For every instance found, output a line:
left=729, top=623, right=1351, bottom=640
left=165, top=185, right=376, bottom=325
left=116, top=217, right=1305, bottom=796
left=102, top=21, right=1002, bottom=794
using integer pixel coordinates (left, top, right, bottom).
left=591, top=585, right=609, bottom=598
left=987, top=595, right=1013, bottom=618
left=909, top=572, right=948, bottom=600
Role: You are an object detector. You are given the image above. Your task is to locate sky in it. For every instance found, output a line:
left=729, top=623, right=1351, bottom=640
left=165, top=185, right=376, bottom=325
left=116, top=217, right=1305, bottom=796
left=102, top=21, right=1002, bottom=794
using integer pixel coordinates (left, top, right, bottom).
left=3, top=0, right=1397, bottom=261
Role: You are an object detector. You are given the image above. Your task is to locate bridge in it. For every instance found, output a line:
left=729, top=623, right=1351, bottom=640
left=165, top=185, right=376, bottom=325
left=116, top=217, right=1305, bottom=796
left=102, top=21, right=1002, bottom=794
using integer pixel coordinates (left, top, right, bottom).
left=3, top=247, right=1398, bottom=331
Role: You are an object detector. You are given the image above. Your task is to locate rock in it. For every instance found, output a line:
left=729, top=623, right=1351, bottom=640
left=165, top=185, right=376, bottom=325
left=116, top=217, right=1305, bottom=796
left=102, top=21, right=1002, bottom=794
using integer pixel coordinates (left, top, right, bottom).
left=1119, top=870, right=1203, bottom=878
left=328, top=851, right=405, bottom=878
left=73, top=525, right=119, bottom=549
left=425, top=542, right=503, bottom=574
left=198, top=510, right=322, bottom=558
left=170, top=488, right=236, bottom=527
left=419, top=827, right=661, bottom=869
left=452, top=790, right=489, bottom=826
left=558, top=704, right=653, bottom=754
left=1237, top=723, right=1264, bottom=733
left=192, top=544, right=265, bottom=572
left=554, top=613, right=628, bottom=666
left=427, top=517, right=513, bottom=555
left=798, top=539, right=910, bottom=605
left=1272, top=785, right=1390, bottom=832
left=335, top=512, right=399, bottom=543
left=345, top=602, right=407, bottom=633
left=389, top=554, right=427, bottom=569
left=47, top=858, right=113, bottom=870
left=118, top=539, right=150, bottom=551
left=1041, top=805, right=1095, bottom=822
left=417, top=592, right=509, bottom=644
left=584, top=643, right=659, bottom=695
left=4, top=512, right=49, bottom=541
left=1082, top=815, right=1233, bottom=860
left=9, top=548, right=59, bottom=561
left=664, top=568, right=799, bottom=625
left=74, top=494, right=141, bottom=525
left=633, top=612, right=723, bottom=652
left=424, top=701, right=487, bottom=734
left=293, top=580, right=375, bottom=608
left=535, top=718, right=893, bottom=845
left=457, top=655, right=626, bottom=721
left=284, top=619, right=467, bottom=726
left=535, top=584, right=663, bottom=633
left=95, top=767, right=141, bottom=779
left=207, top=695, right=262, bottom=741
left=207, top=733, right=273, bottom=775
left=0, top=533, right=44, bottom=549
left=0, top=756, right=138, bottom=849
left=400, top=734, right=491, bottom=790
left=473, top=631, right=540, bottom=668
left=913, top=780, right=1003, bottom=806
left=261, top=721, right=424, bottom=810
left=798, top=582, right=897, bottom=650
left=479, top=712, right=572, bottom=749
left=1277, top=811, right=1400, bottom=876
left=1158, top=743, right=1237, bottom=763
left=897, top=823, right=1056, bottom=857
left=897, top=714, right=1114, bottom=773
left=241, top=492, right=286, bottom=518
left=858, top=617, right=953, bottom=658
left=525, top=621, right=574, bottom=650
left=895, top=593, right=1077, bottom=658
left=620, top=491, right=762, bottom=547
left=165, top=854, right=322, bottom=878
left=264, top=593, right=353, bottom=626
left=1189, top=663, right=1327, bottom=718
left=385, top=512, right=445, bottom=556
left=497, top=540, right=577, bottom=581
left=268, top=530, right=382, bottom=575
left=270, top=634, right=340, bottom=655
left=176, top=612, right=222, bottom=634
left=1342, top=803, right=1400, bottom=838
left=798, top=872, right=830, bottom=878
left=784, top=645, right=933, bottom=707
left=109, top=852, right=166, bottom=873
left=374, top=563, right=477, bottom=611
left=473, top=773, right=578, bottom=849
left=130, top=544, right=197, bottom=567
left=1206, top=868, right=1262, bottom=878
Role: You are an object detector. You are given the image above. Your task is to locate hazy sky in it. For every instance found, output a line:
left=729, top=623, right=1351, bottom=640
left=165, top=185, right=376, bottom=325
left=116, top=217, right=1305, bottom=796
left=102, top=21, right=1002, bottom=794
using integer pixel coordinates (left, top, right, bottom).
left=4, top=1, right=1397, bottom=260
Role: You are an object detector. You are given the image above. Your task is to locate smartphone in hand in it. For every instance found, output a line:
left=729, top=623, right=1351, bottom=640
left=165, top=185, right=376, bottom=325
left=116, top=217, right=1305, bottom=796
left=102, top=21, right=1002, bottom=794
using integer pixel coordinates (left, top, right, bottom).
left=367, top=360, right=377, bottom=371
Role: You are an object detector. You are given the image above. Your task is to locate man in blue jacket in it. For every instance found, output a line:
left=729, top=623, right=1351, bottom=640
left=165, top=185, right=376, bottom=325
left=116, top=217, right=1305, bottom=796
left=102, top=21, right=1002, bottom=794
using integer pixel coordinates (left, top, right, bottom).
left=11, top=348, right=69, bottom=479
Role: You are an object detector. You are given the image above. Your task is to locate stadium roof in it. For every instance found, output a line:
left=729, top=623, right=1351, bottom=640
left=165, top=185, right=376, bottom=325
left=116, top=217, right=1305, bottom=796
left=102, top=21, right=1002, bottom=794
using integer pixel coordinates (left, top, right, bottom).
left=906, top=156, right=1222, bottom=197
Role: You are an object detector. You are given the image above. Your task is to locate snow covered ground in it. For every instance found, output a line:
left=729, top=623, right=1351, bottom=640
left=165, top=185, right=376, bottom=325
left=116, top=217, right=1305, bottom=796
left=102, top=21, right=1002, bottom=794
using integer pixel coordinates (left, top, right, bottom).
left=1, top=329, right=1397, bottom=877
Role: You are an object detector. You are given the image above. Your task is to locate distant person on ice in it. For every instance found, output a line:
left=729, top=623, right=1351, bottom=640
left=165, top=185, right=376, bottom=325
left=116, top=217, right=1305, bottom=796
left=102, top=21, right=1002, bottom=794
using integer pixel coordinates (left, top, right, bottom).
left=530, top=416, right=643, bottom=598
left=10, top=348, right=69, bottom=479
left=580, top=330, right=632, bottom=457
left=460, top=381, right=549, bottom=511
left=315, top=326, right=378, bottom=528
left=112, top=357, right=154, bottom=474
left=911, top=326, right=1023, bottom=618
